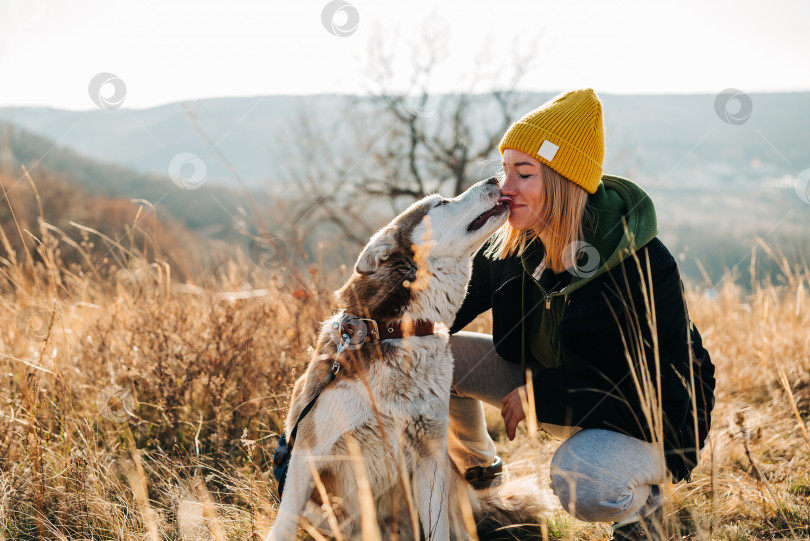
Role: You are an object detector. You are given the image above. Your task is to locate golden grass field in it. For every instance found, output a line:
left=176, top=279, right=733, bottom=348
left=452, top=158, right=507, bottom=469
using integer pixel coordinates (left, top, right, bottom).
left=1, top=180, right=809, bottom=540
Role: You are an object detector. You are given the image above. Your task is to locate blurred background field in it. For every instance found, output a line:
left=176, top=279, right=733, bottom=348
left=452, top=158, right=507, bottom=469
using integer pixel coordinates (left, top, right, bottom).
left=1, top=89, right=810, bottom=290
left=2, top=0, right=810, bottom=538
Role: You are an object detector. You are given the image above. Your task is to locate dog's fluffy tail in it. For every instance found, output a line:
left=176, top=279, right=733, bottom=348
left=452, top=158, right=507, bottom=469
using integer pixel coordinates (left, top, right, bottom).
left=467, top=476, right=551, bottom=541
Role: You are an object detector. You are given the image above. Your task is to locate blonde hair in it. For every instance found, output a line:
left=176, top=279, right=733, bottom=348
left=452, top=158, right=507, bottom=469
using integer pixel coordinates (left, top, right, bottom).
left=485, top=163, right=592, bottom=275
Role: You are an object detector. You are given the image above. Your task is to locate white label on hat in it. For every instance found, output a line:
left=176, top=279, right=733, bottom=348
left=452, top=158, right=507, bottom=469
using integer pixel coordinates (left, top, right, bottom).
left=538, top=140, right=559, bottom=161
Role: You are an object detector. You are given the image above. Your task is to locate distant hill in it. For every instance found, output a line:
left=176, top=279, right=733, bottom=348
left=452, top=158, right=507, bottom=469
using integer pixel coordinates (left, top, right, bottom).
left=1, top=91, right=809, bottom=288
left=1, top=92, right=809, bottom=190
left=0, top=122, right=275, bottom=240
left=0, top=95, right=352, bottom=189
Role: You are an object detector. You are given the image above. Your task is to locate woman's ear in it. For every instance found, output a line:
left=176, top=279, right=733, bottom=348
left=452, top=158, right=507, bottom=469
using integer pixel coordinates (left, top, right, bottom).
left=355, top=227, right=396, bottom=274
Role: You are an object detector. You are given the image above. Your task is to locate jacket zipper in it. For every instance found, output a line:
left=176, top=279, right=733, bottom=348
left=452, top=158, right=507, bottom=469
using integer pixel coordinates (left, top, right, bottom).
left=495, top=273, right=522, bottom=294
left=545, top=292, right=569, bottom=366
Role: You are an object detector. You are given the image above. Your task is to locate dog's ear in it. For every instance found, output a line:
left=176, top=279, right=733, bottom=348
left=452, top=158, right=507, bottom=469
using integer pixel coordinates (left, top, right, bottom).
left=355, top=227, right=396, bottom=275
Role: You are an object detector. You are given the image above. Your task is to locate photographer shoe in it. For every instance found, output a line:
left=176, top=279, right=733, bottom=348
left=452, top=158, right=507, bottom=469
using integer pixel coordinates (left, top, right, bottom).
left=611, top=506, right=665, bottom=540
left=464, top=455, right=503, bottom=489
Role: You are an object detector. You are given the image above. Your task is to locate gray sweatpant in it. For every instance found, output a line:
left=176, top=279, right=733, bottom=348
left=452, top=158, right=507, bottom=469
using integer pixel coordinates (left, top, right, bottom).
left=448, top=331, right=668, bottom=524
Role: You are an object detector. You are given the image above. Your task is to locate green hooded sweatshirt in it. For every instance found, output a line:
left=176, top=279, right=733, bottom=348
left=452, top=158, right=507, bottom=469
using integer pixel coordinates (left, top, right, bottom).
left=519, top=174, right=660, bottom=371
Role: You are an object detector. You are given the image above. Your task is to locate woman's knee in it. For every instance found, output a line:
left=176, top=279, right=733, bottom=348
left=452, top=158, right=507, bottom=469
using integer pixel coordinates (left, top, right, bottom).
left=549, top=429, right=658, bottom=523
left=549, top=459, right=639, bottom=522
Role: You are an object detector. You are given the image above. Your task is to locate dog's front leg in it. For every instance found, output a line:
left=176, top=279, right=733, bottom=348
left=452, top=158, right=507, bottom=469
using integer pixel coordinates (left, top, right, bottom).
left=266, top=449, right=316, bottom=541
left=415, top=454, right=450, bottom=541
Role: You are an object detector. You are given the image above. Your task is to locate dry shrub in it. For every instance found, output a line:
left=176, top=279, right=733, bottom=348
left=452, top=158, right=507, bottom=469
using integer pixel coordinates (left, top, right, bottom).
left=0, top=173, right=341, bottom=539
left=1, top=173, right=808, bottom=540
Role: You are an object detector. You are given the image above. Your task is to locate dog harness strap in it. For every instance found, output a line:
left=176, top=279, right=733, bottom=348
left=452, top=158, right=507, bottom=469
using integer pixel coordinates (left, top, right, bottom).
left=273, top=359, right=340, bottom=497
left=289, top=359, right=340, bottom=445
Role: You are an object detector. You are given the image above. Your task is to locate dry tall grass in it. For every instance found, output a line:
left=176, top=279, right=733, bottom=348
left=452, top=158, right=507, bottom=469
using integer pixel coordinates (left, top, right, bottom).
left=1, top=181, right=809, bottom=540
left=479, top=256, right=810, bottom=540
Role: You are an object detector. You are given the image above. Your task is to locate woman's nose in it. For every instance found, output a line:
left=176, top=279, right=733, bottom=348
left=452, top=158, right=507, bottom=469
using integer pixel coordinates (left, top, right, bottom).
left=500, top=174, right=517, bottom=195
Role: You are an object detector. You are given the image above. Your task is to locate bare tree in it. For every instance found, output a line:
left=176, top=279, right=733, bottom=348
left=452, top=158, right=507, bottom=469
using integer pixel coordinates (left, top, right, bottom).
left=359, top=21, right=535, bottom=201
left=282, top=20, right=539, bottom=253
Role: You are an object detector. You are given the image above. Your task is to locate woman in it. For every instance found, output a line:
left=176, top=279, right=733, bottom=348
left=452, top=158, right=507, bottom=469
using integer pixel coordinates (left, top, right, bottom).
left=447, top=89, right=715, bottom=540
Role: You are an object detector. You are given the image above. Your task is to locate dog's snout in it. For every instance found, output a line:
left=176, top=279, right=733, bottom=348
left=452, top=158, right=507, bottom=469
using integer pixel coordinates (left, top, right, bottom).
left=486, top=177, right=499, bottom=186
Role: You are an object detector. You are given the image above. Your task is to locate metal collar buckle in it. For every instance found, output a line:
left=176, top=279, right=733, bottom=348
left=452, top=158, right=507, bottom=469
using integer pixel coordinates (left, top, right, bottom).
left=332, top=311, right=379, bottom=351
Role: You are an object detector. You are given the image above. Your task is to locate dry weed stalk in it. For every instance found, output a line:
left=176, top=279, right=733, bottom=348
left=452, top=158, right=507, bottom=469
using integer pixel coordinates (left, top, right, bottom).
left=1, top=167, right=808, bottom=539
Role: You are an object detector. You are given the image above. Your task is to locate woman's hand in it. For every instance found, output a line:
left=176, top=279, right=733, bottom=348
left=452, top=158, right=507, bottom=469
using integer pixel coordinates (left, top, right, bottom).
left=501, top=385, right=528, bottom=441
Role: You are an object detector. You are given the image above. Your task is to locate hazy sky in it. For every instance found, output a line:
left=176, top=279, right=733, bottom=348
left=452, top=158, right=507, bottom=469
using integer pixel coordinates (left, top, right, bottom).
left=1, top=0, right=808, bottom=110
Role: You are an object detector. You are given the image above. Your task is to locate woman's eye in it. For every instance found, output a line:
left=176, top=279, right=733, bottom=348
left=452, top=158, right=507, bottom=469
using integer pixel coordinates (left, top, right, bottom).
left=519, top=174, right=532, bottom=179
left=435, top=199, right=449, bottom=207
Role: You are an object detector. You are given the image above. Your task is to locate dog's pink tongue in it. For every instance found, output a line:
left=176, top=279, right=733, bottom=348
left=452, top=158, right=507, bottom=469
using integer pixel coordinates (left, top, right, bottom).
left=498, top=196, right=513, bottom=205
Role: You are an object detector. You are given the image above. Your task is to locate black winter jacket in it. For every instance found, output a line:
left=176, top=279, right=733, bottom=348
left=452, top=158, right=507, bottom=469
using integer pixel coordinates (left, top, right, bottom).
left=449, top=236, right=716, bottom=482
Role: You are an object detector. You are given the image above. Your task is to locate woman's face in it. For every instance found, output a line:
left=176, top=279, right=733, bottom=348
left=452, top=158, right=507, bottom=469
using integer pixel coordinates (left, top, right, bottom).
left=500, top=148, right=545, bottom=231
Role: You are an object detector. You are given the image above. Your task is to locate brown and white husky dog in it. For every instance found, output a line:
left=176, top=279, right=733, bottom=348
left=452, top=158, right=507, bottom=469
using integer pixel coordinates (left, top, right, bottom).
left=268, top=178, right=545, bottom=540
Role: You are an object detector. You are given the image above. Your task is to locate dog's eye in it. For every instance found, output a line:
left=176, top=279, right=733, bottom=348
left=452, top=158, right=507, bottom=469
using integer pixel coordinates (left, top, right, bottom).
left=435, top=199, right=449, bottom=207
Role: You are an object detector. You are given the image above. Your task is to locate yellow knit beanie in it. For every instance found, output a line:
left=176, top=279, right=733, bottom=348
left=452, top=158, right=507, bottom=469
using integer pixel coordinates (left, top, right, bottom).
left=499, top=88, right=605, bottom=194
